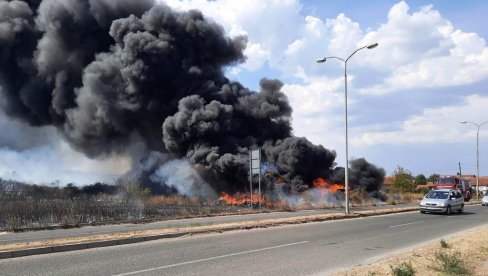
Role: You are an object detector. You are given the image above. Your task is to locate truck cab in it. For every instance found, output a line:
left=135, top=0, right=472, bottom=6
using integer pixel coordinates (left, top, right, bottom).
left=434, top=175, right=472, bottom=201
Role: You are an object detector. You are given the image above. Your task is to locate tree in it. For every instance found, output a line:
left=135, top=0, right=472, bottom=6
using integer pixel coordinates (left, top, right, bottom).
left=392, top=166, right=415, bottom=193
left=82, top=182, right=117, bottom=196
left=427, top=174, right=440, bottom=183
left=415, top=174, right=427, bottom=185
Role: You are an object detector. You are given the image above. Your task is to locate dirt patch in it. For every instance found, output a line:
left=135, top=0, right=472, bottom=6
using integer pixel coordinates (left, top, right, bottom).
left=334, top=224, right=488, bottom=276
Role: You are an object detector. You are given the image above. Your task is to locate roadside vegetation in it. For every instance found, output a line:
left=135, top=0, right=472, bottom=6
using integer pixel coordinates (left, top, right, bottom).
left=0, top=178, right=243, bottom=231
left=0, top=165, right=434, bottom=231
left=390, top=261, right=415, bottom=276
left=431, top=250, right=470, bottom=275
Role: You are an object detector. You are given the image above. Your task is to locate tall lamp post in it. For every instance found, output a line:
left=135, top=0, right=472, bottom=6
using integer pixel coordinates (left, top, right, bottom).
left=316, top=43, right=378, bottom=214
left=460, top=120, right=488, bottom=200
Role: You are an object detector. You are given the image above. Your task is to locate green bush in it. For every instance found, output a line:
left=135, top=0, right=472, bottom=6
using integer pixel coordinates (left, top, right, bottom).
left=392, top=166, right=416, bottom=193
left=440, top=239, right=449, bottom=249
left=432, top=251, right=469, bottom=275
left=390, top=261, right=415, bottom=276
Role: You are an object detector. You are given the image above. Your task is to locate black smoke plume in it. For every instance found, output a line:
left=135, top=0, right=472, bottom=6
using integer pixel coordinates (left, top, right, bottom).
left=329, top=158, right=386, bottom=192
left=0, top=0, right=384, bottom=196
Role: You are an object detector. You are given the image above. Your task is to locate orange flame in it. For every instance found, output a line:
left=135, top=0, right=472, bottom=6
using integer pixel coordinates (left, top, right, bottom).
left=219, top=192, right=260, bottom=206
left=218, top=192, right=287, bottom=207
left=313, top=178, right=345, bottom=192
left=275, top=177, right=285, bottom=184
left=218, top=178, right=345, bottom=208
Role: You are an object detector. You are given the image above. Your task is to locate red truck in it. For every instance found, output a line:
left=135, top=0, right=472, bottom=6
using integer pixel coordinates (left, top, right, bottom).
left=434, top=175, right=472, bottom=201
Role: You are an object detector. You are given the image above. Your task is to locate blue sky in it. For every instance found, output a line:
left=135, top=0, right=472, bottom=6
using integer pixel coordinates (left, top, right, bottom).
left=0, top=0, right=487, bottom=185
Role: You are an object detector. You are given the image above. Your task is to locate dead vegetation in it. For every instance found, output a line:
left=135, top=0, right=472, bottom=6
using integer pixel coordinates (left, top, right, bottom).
left=1, top=177, right=425, bottom=232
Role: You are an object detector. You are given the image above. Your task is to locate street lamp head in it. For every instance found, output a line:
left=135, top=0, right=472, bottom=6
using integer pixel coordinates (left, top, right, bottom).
left=316, top=58, right=327, bottom=63
left=460, top=121, right=467, bottom=124
left=367, top=43, right=379, bottom=49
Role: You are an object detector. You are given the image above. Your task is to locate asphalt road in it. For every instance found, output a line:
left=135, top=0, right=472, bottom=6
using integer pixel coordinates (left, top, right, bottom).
left=0, top=204, right=416, bottom=244
left=2, top=205, right=488, bottom=276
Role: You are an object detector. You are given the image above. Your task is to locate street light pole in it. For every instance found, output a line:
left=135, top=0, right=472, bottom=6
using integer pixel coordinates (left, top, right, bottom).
left=461, top=120, right=488, bottom=200
left=316, top=43, right=378, bottom=214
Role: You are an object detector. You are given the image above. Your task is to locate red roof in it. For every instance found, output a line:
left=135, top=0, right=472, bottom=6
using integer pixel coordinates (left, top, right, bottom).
left=384, top=177, right=395, bottom=185
left=470, top=176, right=488, bottom=186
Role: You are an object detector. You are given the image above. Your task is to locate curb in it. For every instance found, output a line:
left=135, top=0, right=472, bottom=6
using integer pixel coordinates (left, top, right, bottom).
left=0, top=232, right=189, bottom=259
left=2, top=204, right=475, bottom=260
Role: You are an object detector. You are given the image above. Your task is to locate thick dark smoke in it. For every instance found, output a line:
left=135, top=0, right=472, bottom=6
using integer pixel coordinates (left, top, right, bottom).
left=329, top=158, right=386, bottom=192
left=0, top=0, right=384, bottom=196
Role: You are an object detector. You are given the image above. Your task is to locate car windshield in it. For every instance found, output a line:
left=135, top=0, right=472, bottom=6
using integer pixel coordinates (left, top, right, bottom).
left=426, top=191, right=450, bottom=199
left=436, top=177, right=456, bottom=184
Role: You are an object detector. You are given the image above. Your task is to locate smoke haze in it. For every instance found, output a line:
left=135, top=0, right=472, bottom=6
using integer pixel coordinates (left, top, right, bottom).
left=0, top=0, right=384, bottom=196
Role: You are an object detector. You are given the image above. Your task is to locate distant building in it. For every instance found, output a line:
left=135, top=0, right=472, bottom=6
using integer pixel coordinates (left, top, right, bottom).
left=468, top=176, right=488, bottom=192
left=383, top=175, right=488, bottom=192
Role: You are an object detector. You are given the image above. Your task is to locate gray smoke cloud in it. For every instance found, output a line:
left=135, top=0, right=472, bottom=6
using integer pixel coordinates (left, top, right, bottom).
left=0, top=0, right=384, bottom=195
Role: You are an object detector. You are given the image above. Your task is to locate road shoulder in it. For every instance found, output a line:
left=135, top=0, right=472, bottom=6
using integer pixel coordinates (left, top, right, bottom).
left=333, top=224, right=488, bottom=275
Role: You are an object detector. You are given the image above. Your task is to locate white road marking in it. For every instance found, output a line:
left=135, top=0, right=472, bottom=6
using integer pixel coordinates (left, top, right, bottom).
left=112, top=240, right=310, bottom=276
left=0, top=232, right=7, bottom=236
left=389, top=221, right=424, bottom=228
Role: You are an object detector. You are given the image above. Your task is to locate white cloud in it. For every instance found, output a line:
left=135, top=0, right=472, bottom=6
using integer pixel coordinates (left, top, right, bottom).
left=351, top=94, right=488, bottom=146
left=282, top=78, right=345, bottom=158
left=162, top=0, right=302, bottom=73
left=359, top=1, right=488, bottom=94
left=158, top=1, right=488, bottom=95
left=242, top=42, right=270, bottom=71
left=325, top=13, right=362, bottom=56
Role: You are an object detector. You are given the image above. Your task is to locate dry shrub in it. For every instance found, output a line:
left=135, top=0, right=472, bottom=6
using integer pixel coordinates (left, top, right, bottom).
left=144, top=195, right=200, bottom=206
left=349, top=188, right=376, bottom=206
left=387, top=192, right=423, bottom=204
left=402, top=192, right=424, bottom=202
left=0, top=198, right=146, bottom=230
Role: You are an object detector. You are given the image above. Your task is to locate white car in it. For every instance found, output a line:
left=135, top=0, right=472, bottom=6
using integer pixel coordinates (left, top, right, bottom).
left=419, top=189, right=464, bottom=215
left=482, top=192, right=488, bottom=206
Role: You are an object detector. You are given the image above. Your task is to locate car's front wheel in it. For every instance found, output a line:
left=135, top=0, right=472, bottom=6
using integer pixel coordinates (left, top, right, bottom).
left=458, top=205, right=464, bottom=214
left=446, top=206, right=452, bottom=215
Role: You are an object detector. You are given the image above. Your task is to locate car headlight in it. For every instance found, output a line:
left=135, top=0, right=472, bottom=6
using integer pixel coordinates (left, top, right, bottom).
left=437, top=203, right=445, bottom=207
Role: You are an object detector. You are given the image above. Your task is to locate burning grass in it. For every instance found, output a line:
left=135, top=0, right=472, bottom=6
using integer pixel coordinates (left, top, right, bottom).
left=0, top=178, right=410, bottom=231
left=217, top=178, right=350, bottom=210
left=0, top=186, right=402, bottom=232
